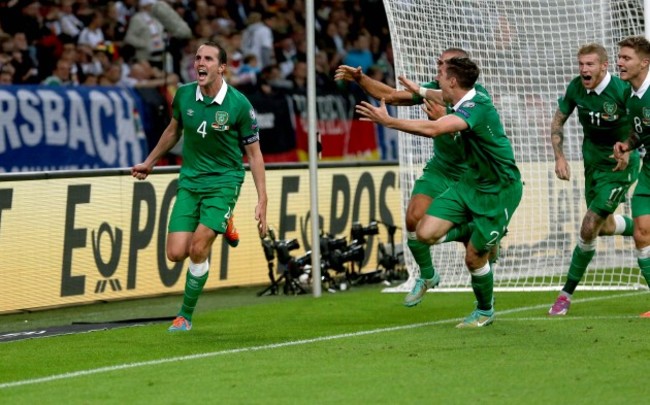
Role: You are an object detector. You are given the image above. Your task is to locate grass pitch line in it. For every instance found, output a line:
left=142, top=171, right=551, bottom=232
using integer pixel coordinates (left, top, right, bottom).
left=0, top=291, right=644, bottom=390
left=498, top=315, right=640, bottom=322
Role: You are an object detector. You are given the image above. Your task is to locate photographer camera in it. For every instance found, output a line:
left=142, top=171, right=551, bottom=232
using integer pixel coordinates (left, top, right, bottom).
left=323, top=221, right=380, bottom=288
left=257, top=227, right=307, bottom=296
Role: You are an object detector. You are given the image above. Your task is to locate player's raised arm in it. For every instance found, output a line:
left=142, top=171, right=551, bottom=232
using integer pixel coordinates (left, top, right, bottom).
left=335, top=64, right=418, bottom=106
left=398, top=75, right=445, bottom=106
left=356, top=98, right=467, bottom=138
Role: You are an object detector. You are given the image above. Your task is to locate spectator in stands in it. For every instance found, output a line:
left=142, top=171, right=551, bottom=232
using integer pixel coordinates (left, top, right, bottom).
left=179, top=37, right=199, bottom=83
left=0, top=63, right=15, bottom=84
left=241, top=11, right=277, bottom=69
left=225, top=31, right=244, bottom=70
left=103, top=1, right=128, bottom=44
left=0, top=32, right=32, bottom=84
left=97, top=72, right=112, bottom=85
left=275, top=33, right=296, bottom=78
left=287, top=59, right=306, bottom=94
left=257, top=63, right=292, bottom=95
left=77, top=10, right=105, bottom=49
left=58, top=0, right=85, bottom=44
left=315, top=50, right=337, bottom=92
left=150, top=0, right=192, bottom=76
left=115, top=0, right=138, bottom=28
left=373, top=41, right=395, bottom=88
left=229, top=53, right=259, bottom=93
left=343, top=30, right=374, bottom=74
left=11, top=32, right=38, bottom=83
left=227, top=0, right=251, bottom=31
left=193, top=18, right=214, bottom=43
left=318, top=21, right=345, bottom=71
left=129, top=58, right=179, bottom=88
left=123, top=0, right=166, bottom=69
left=81, top=73, right=98, bottom=85
left=42, top=58, right=73, bottom=86
left=72, top=44, right=99, bottom=83
left=3, top=0, right=43, bottom=45
left=99, top=61, right=123, bottom=86
left=335, top=19, right=350, bottom=52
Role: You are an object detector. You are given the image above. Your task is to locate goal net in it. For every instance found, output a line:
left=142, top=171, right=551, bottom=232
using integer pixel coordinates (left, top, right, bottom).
left=383, top=0, right=646, bottom=291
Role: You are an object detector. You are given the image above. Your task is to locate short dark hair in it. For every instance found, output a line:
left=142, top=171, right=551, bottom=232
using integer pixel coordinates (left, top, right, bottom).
left=618, top=36, right=650, bottom=59
left=202, top=41, right=228, bottom=65
left=444, top=57, right=479, bottom=89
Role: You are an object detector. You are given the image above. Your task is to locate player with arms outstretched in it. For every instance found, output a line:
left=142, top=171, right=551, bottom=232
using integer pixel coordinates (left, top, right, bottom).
left=356, top=57, right=522, bottom=328
left=336, top=49, right=492, bottom=308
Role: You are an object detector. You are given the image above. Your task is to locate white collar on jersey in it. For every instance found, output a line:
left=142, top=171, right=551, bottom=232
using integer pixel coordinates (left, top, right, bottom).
left=631, top=71, right=650, bottom=99
left=587, top=71, right=611, bottom=95
left=195, top=79, right=229, bottom=104
left=452, top=87, right=477, bottom=111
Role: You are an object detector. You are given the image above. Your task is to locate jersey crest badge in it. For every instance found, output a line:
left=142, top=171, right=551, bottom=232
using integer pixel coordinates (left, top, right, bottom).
left=212, top=111, right=230, bottom=131
left=601, top=102, right=618, bottom=121
left=187, top=109, right=194, bottom=117
left=643, top=107, right=650, bottom=125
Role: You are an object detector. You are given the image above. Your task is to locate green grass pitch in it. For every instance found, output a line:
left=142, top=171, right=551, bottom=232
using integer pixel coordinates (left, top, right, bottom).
left=1, top=285, right=649, bottom=404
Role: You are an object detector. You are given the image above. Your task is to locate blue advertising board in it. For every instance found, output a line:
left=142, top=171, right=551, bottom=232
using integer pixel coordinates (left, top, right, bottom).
left=0, top=86, right=148, bottom=172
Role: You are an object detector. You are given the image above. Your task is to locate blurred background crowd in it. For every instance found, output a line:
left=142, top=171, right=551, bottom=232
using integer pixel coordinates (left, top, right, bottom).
left=0, top=0, right=395, bottom=94
left=0, top=0, right=397, bottom=163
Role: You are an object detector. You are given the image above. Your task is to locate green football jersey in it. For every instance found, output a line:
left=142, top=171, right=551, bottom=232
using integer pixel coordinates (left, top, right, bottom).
left=558, top=74, right=639, bottom=170
left=625, top=84, right=650, bottom=182
left=172, top=82, right=259, bottom=192
left=412, top=82, right=490, bottom=181
left=452, top=89, right=521, bottom=193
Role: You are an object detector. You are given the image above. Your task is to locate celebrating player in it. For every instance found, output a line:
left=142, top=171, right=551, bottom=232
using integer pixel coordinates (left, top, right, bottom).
left=131, top=41, right=268, bottom=332
left=336, top=49, right=492, bottom=308
left=548, top=43, right=640, bottom=316
left=356, top=57, right=522, bottom=328
left=614, top=36, right=650, bottom=316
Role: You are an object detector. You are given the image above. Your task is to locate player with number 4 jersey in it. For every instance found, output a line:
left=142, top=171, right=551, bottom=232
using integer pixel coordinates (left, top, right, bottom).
left=131, top=41, right=268, bottom=332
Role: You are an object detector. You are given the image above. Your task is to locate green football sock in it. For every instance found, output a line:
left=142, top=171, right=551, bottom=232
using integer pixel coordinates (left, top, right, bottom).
left=471, top=267, right=494, bottom=311
left=441, top=222, right=473, bottom=244
left=407, top=237, right=436, bottom=280
left=621, top=216, right=634, bottom=237
left=563, top=245, right=596, bottom=295
left=178, top=270, right=209, bottom=321
left=639, top=257, right=650, bottom=288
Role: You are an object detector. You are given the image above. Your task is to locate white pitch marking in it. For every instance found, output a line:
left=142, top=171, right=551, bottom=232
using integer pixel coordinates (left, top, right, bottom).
left=0, top=291, right=645, bottom=390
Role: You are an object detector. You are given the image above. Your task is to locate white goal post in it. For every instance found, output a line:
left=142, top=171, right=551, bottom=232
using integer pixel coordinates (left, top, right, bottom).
left=382, top=0, right=647, bottom=291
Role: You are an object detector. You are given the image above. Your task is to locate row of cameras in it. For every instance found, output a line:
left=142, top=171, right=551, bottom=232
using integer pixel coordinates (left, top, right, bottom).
left=261, top=221, right=380, bottom=276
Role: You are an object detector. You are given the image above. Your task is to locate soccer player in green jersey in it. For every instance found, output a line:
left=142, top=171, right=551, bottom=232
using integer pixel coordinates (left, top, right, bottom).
left=548, top=43, right=640, bottom=316
left=615, top=36, right=650, bottom=317
left=335, top=49, right=488, bottom=308
left=356, top=57, right=523, bottom=328
left=131, top=41, right=268, bottom=332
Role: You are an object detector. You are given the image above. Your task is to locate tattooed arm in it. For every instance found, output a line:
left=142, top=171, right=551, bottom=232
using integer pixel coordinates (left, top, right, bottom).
left=551, top=108, right=571, bottom=181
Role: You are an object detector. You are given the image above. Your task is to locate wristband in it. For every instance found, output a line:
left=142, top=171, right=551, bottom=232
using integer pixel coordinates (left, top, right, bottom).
left=418, top=87, right=428, bottom=98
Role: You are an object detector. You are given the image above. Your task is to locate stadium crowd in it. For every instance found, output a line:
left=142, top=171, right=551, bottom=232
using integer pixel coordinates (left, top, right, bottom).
left=0, top=0, right=395, bottom=94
